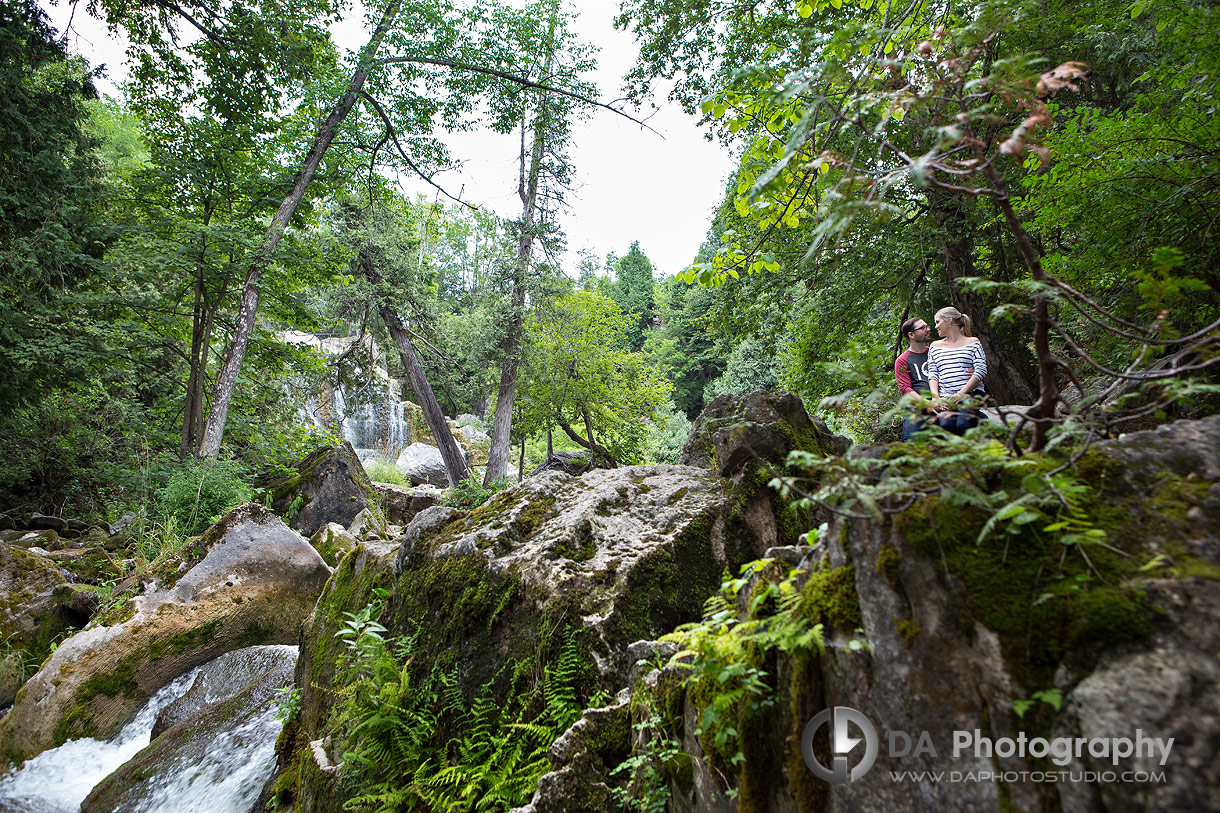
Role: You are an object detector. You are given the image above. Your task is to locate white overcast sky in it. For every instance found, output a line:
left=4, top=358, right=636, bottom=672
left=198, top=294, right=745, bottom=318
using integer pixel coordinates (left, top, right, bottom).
left=41, top=0, right=736, bottom=279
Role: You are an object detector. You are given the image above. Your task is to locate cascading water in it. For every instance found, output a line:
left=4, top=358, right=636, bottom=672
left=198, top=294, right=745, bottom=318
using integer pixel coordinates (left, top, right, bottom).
left=0, top=645, right=297, bottom=813
left=288, top=330, right=415, bottom=462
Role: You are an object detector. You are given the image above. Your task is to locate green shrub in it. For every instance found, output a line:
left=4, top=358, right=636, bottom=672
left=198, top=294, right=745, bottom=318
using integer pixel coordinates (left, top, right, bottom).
left=364, top=458, right=410, bottom=486
left=442, top=474, right=511, bottom=508
left=157, top=458, right=253, bottom=535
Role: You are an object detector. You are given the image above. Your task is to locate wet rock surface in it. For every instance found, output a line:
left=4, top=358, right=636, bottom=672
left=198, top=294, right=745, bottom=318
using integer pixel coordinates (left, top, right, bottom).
left=82, top=645, right=297, bottom=813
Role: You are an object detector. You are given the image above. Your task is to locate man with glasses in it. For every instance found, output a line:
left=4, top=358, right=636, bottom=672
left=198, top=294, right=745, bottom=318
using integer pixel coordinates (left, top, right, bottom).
left=895, top=317, right=933, bottom=441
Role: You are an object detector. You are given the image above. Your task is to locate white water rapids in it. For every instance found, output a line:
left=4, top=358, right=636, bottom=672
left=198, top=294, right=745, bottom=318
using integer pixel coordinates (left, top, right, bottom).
left=0, top=645, right=294, bottom=813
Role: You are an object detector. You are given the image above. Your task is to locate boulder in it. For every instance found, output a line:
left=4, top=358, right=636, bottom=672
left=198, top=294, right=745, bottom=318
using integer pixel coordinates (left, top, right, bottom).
left=285, top=462, right=786, bottom=807
left=347, top=507, right=390, bottom=541
left=0, top=504, right=331, bottom=764
left=83, top=645, right=296, bottom=813
left=151, top=644, right=298, bottom=738
left=679, top=390, right=848, bottom=476
left=308, top=523, right=360, bottom=567
left=396, top=441, right=466, bottom=488
left=259, top=441, right=375, bottom=537
left=7, top=529, right=61, bottom=550
left=372, top=481, right=439, bottom=526
left=26, top=514, right=67, bottom=534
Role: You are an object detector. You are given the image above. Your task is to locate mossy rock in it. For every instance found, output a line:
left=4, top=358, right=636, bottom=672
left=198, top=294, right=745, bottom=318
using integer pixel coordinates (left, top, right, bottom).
left=257, top=441, right=374, bottom=537
left=679, top=390, right=848, bottom=477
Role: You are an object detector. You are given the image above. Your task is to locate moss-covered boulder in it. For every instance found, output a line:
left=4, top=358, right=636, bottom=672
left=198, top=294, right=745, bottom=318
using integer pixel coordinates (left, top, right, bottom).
left=259, top=442, right=375, bottom=537
left=679, top=390, right=848, bottom=476
left=308, top=523, right=360, bottom=567
left=0, top=504, right=331, bottom=765
left=0, top=544, right=77, bottom=707
left=281, top=463, right=785, bottom=810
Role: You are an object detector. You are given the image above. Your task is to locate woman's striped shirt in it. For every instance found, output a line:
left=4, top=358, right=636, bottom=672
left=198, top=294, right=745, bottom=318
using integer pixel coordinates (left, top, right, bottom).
left=928, top=341, right=988, bottom=395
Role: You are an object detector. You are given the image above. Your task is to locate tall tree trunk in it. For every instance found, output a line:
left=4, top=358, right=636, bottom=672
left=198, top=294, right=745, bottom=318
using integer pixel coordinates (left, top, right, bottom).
left=484, top=10, right=558, bottom=485
left=196, top=0, right=402, bottom=458
left=979, top=165, right=1062, bottom=452
left=929, top=192, right=1036, bottom=406
left=380, top=306, right=468, bottom=486
left=180, top=272, right=206, bottom=458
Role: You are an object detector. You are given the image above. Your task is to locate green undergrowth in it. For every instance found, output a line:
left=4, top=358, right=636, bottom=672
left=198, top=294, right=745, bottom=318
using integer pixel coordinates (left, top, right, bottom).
left=284, top=534, right=604, bottom=812
left=611, top=550, right=836, bottom=810
left=329, top=591, right=597, bottom=813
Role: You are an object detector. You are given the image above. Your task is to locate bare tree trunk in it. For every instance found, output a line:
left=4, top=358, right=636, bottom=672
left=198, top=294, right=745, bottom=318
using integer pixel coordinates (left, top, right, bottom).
left=485, top=11, right=558, bottom=485
left=518, top=437, right=525, bottom=480
left=380, top=307, right=469, bottom=486
left=197, top=0, right=402, bottom=458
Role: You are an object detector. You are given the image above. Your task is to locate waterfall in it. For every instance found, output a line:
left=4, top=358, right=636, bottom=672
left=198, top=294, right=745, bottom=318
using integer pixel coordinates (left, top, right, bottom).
left=286, top=331, right=415, bottom=462
left=0, top=645, right=297, bottom=813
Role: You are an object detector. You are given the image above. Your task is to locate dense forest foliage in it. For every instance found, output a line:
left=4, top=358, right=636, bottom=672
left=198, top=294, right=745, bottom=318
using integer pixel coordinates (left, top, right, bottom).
left=0, top=0, right=1216, bottom=522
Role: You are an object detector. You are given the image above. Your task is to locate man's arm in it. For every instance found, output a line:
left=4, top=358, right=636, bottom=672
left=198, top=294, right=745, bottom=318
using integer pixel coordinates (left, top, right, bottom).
left=895, top=351, right=915, bottom=396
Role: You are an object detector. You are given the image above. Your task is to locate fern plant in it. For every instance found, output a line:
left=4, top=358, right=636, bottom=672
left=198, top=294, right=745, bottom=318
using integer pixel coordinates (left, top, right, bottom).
left=332, top=605, right=589, bottom=813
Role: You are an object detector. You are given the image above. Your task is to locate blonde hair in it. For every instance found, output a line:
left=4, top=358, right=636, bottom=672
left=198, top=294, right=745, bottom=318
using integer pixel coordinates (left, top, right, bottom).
left=935, top=306, right=973, bottom=337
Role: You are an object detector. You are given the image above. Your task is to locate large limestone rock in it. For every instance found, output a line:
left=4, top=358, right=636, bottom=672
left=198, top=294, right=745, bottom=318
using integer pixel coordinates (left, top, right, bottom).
left=260, top=442, right=375, bottom=537
left=680, top=390, right=848, bottom=476
left=283, top=461, right=790, bottom=807
left=396, top=441, right=466, bottom=487
left=0, top=505, right=330, bottom=764
left=520, top=415, right=1220, bottom=813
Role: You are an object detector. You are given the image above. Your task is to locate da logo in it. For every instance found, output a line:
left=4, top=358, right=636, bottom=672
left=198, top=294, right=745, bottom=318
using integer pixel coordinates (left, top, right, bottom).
left=801, top=706, right=880, bottom=783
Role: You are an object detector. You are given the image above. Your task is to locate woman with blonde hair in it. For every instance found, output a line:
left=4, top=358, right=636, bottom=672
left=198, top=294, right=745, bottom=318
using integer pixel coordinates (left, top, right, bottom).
left=927, top=306, right=988, bottom=435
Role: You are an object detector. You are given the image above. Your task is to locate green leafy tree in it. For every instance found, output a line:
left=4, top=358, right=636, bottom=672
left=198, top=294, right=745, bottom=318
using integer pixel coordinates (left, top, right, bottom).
left=609, top=241, right=657, bottom=351
left=518, top=292, right=671, bottom=466
left=0, top=0, right=108, bottom=403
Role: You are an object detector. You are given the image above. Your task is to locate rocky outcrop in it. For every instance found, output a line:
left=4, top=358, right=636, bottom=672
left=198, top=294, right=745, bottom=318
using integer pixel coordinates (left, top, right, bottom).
left=279, top=455, right=795, bottom=809
left=0, top=505, right=330, bottom=764
left=520, top=415, right=1220, bottom=813
left=680, top=390, right=848, bottom=476
left=371, top=481, right=439, bottom=526
left=259, top=442, right=375, bottom=537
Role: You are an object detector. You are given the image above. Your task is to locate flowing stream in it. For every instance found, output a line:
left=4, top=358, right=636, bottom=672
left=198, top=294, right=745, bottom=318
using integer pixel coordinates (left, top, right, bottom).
left=0, top=645, right=296, bottom=813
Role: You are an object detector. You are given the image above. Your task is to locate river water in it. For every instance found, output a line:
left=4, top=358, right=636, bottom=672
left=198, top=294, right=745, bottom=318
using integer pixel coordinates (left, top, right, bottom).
left=0, top=645, right=295, bottom=813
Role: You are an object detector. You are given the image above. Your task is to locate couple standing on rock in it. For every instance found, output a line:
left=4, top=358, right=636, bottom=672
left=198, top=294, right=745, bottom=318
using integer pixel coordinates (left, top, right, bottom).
left=895, top=307, right=989, bottom=441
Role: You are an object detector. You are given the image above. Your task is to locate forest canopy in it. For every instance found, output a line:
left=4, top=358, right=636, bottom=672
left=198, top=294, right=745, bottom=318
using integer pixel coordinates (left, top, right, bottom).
left=0, top=0, right=1215, bottom=518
